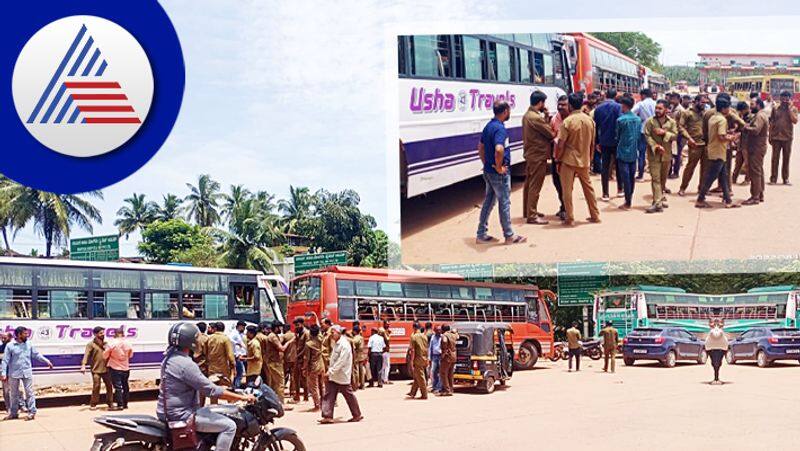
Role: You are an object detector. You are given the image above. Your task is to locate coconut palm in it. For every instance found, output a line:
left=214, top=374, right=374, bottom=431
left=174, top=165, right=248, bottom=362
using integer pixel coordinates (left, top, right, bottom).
left=1, top=182, right=103, bottom=257
left=0, top=176, right=17, bottom=250
left=223, top=185, right=251, bottom=222
left=114, top=193, right=157, bottom=239
left=215, top=194, right=282, bottom=273
left=278, top=185, right=313, bottom=235
left=184, top=174, right=223, bottom=227
left=156, top=194, right=183, bottom=221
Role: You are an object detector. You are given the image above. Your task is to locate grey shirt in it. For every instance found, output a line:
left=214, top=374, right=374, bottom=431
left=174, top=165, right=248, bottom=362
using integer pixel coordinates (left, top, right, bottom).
left=156, top=349, right=225, bottom=422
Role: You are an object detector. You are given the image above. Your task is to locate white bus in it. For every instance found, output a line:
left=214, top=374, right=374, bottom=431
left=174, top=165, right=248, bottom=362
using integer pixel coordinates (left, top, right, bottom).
left=398, top=33, right=571, bottom=198
left=0, top=257, right=285, bottom=387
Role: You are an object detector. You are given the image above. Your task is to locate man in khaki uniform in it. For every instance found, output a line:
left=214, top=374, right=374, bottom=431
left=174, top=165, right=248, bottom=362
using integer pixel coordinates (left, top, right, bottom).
left=743, top=97, right=770, bottom=205
left=80, top=326, right=112, bottom=410
left=255, top=322, right=270, bottom=388
left=522, top=90, right=555, bottom=224
left=406, top=325, right=429, bottom=400
left=566, top=322, right=582, bottom=372
left=644, top=99, right=678, bottom=213
left=351, top=326, right=366, bottom=390
left=290, top=317, right=310, bottom=403
left=193, top=322, right=210, bottom=406
left=320, top=319, right=334, bottom=371
left=769, top=90, right=798, bottom=184
left=678, top=96, right=708, bottom=195
left=697, top=97, right=738, bottom=208
left=265, top=321, right=287, bottom=401
left=206, top=322, right=236, bottom=403
left=438, top=325, right=458, bottom=397
left=600, top=321, right=619, bottom=373
left=281, top=324, right=296, bottom=392
left=303, top=324, right=325, bottom=411
left=555, top=93, right=600, bottom=226
left=243, top=326, right=263, bottom=386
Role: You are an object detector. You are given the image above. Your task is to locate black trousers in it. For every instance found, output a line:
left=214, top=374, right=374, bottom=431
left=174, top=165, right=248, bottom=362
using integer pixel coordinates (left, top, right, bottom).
left=551, top=159, right=565, bottom=212
left=698, top=159, right=731, bottom=203
left=568, top=348, right=581, bottom=371
left=109, top=368, right=130, bottom=407
left=708, top=349, right=725, bottom=381
left=368, top=352, right=383, bottom=385
left=601, top=145, right=621, bottom=197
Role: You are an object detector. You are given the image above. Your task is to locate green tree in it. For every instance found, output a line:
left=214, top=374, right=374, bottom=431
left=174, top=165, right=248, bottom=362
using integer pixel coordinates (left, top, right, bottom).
left=357, top=229, right=389, bottom=268
left=308, top=189, right=376, bottom=254
left=223, top=185, right=251, bottom=222
left=215, top=193, right=282, bottom=273
left=173, top=235, right=220, bottom=267
left=0, top=176, right=18, bottom=250
left=184, top=174, right=224, bottom=227
left=662, top=65, right=701, bottom=85
left=278, top=185, right=313, bottom=235
left=156, top=194, right=183, bottom=221
left=138, top=219, right=210, bottom=263
left=592, top=32, right=662, bottom=69
left=1, top=181, right=103, bottom=257
left=114, top=193, right=157, bottom=239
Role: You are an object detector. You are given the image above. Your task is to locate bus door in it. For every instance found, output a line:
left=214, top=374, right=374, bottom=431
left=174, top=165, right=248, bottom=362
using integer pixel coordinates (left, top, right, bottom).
left=552, top=40, right=573, bottom=94
left=257, top=278, right=285, bottom=324
left=230, top=279, right=259, bottom=324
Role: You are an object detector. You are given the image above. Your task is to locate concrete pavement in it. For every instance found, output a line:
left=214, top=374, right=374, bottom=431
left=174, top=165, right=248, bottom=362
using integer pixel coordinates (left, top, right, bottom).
left=2, top=358, right=799, bottom=450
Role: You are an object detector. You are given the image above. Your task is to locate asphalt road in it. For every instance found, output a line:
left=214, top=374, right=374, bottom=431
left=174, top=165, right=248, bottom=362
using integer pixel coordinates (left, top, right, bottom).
left=2, top=358, right=799, bottom=450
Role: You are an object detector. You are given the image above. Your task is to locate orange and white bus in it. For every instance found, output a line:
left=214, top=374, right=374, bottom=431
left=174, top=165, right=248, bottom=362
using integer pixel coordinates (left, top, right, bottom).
left=726, top=74, right=800, bottom=109
left=287, top=266, right=554, bottom=375
left=565, top=32, right=643, bottom=95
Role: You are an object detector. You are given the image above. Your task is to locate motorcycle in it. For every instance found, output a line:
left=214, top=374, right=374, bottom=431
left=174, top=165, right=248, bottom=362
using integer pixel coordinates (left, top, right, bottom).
left=581, top=339, right=603, bottom=361
left=549, top=341, right=569, bottom=361
left=90, top=383, right=304, bottom=451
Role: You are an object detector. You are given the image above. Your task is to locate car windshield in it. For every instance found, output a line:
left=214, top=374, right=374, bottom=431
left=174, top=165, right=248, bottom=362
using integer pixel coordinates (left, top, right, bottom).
left=772, top=328, right=800, bottom=337
left=630, top=329, right=662, bottom=337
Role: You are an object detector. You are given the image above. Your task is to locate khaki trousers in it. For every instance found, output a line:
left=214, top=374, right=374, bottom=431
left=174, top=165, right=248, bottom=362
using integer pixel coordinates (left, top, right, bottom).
left=679, top=146, right=707, bottom=192
left=648, top=151, right=671, bottom=207
left=603, top=348, right=616, bottom=372
left=409, top=362, right=428, bottom=398
left=770, top=139, right=792, bottom=182
left=90, top=372, right=113, bottom=408
left=439, top=359, right=455, bottom=395
left=523, top=157, right=548, bottom=218
left=558, top=163, right=600, bottom=222
left=748, top=146, right=766, bottom=200
left=306, top=370, right=325, bottom=408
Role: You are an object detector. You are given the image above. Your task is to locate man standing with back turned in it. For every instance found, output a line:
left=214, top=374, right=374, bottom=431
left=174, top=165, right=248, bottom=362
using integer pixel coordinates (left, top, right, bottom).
left=522, top=90, right=555, bottom=224
left=600, top=321, right=619, bottom=373
left=769, top=90, right=798, bottom=185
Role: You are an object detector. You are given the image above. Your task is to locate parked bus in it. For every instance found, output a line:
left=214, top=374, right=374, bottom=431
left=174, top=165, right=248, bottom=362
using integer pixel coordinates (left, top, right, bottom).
left=288, top=266, right=555, bottom=374
left=594, top=285, right=799, bottom=339
left=643, top=67, right=669, bottom=96
left=398, top=33, right=571, bottom=198
left=0, top=257, right=285, bottom=386
left=565, top=32, right=643, bottom=96
left=726, top=74, right=800, bottom=108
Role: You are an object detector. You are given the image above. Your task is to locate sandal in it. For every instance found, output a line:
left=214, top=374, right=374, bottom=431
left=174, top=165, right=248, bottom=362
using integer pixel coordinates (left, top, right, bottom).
left=475, top=235, right=499, bottom=245
left=504, top=235, right=527, bottom=245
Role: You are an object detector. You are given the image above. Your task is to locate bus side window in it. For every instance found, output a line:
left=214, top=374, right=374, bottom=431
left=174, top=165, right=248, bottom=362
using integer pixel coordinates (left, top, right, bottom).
left=338, top=297, right=356, bottom=321
left=232, top=284, right=256, bottom=314
left=0, top=288, right=33, bottom=319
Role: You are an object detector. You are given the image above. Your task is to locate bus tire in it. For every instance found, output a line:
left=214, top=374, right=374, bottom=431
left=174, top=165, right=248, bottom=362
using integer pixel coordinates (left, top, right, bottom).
left=514, top=342, right=539, bottom=370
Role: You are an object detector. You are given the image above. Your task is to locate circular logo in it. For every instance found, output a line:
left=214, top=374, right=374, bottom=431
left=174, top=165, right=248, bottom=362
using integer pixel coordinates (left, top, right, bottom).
left=37, top=326, right=52, bottom=341
left=12, top=16, right=153, bottom=158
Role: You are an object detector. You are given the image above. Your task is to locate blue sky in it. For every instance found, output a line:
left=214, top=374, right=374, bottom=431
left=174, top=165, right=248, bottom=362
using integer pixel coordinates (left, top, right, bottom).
left=10, top=0, right=800, bottom=256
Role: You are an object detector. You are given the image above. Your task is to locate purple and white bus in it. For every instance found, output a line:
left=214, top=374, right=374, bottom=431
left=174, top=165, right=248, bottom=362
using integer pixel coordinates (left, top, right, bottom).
left=398, top=33, right=572, bottom=198
left=0, top=257, right=285, bottom=387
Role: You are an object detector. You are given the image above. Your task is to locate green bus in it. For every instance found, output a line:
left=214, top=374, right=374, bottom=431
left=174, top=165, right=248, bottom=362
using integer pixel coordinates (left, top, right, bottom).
left=593, top=285, right=799, bottom=339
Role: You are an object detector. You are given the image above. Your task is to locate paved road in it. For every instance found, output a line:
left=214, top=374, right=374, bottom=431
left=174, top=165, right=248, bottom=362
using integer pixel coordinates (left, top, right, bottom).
left=401, top=124, right=800, bottom=265
left=3, top=359, right=799, bottom=450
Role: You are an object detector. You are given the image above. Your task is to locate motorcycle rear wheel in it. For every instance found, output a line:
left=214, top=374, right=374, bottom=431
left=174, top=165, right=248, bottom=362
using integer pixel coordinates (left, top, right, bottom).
left=91, top=434, right=155, bottom=451
left=260, top=433, right=306, bottom=451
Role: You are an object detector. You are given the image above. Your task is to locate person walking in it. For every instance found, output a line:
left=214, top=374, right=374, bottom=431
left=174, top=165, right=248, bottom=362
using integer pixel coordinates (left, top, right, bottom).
left=289, top=318, right=310, bottom=404
left=555, top=92, right=601, bottom=226
left=206, top=322, right=236, bottom=404
left=593, top=88, right=623, bottom=201
left=243, top=326, right=263, bottom=386
left=103, top=327, right=133, bottom=410
left=437, top=325, right=458, bottom=397
left=615, top=95, right=642, bottom=209
left=319, top=326, right=363, bottom=424
left=696, top=97, right=740, bottom=209
left=380, top=325, right=392, bottom=385
left=303, top=324, right=326, bottom=412
left=705, top=319, right=729, bottom=385
left=367, top=328, right=385, bottom=388
left=600, top=321, right=619, bottom=373
left=522, top=90, right=556, bottom=223
left=1, top=327, right=53, bottom=420
left=566, top=322, right=582, bottom=372
left=678, top=95, right=708, bottom=196
left=80, top=326, right=113, bottom=410
left=265, top=321, right=287, bottom=402
left=632, top=88, right=657, bottom=179
left=643, top=99, right=678, bottom=213
left=768, top=90, right=798, bottom=185
left=427, top=326, right=443, bottom=394
left=742, top=97, right=770, bottom=205
left=406, top=325, right=429, bottom=400
left=476, top=100, right=527, bottom=244
left=228, top=321, right=247, bottom=389
left=350, top=326, right=366, bottom=391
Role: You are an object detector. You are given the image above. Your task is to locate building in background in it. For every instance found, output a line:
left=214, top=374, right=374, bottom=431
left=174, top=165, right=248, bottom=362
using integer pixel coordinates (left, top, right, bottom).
left=696, top=53, right=800, bottom=89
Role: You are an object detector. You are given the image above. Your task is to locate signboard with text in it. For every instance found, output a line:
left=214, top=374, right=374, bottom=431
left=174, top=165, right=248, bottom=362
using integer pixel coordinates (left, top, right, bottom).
left=557, top=262, right=610, bottom=306
left=70, top=235, right=120, bottom=262
left=438, top=263, right=494, bottom=279
left=294, top=251, right=348, bottom=274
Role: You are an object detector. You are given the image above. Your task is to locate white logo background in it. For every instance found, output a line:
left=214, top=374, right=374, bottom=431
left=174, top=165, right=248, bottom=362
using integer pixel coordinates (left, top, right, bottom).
left=12, top=15, right=154, bottom=158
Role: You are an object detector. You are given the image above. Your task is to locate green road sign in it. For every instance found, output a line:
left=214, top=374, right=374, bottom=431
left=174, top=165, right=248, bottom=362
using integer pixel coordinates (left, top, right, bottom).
left=70, top=235, right=120, bottom=262
left=557, top=262, right=610, bottom=306
left=294, top=251, right=348, bottom=274
left=438, top=263, right=494, bottom=279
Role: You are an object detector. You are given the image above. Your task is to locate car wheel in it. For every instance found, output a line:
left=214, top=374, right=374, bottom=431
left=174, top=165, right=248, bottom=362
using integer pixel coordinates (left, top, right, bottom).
left=697, top=349, right=708, bottom=365
left=480, top=376, right=496, bottom=394
left=623, top=357, right=635, bottom=366
left=756, top=350, right=769, bottom=368
left=664, top=350, right=677, bottom=368
left=725, top=350, right=735, bottom=365
left=514, top=342, right=539, bottom=370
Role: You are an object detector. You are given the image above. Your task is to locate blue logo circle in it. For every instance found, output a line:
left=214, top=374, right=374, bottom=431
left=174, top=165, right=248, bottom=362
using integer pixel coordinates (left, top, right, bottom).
left=1, top=0, right=185, bottom=193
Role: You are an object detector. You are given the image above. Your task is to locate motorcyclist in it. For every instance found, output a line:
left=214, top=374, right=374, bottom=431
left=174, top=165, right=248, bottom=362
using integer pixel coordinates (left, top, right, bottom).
left=157, top=322, right=256, bottom=451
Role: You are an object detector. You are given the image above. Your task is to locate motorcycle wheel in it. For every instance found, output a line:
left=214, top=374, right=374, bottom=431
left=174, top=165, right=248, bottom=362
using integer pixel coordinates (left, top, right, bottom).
left=261, top=433, right=306, bottom=451
left=90, top=434, right=152, bottom=451
left=589, top=348, right=602, bottom=361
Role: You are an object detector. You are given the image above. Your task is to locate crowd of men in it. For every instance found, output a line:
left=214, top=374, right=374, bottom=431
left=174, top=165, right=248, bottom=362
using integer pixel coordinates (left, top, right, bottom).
left=475, top=85, right=798, bottom=242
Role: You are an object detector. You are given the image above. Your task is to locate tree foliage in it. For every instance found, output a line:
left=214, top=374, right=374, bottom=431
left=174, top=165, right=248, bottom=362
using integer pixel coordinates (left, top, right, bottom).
left=662, top=65, right=701, bottom=85
left=592, top=32, right=662, bottom=70
left=138, top=219, right=210, bottom=264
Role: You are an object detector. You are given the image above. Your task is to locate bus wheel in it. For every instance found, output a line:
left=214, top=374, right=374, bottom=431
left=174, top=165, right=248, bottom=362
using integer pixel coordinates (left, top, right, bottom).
left=514, top=342, right=539, bottom=370
left=480, top=376, right=496, bottom=394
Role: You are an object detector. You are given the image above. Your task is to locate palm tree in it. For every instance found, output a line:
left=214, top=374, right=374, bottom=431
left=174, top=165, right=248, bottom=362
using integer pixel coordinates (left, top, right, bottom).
left=223, top=185, right=251, bottom=222
left=156, top=194, right=183, bottom=221
left=215, top=194, right=282, bottom=273
left=0, top=176, right=17, bottom=251
left=1, top=182, right=103, bottom=257
left=278, top=186, right=312, bottom=234
left=184, top=174, right=223, bottom=227
left=114, top=193, right=156, bottom=239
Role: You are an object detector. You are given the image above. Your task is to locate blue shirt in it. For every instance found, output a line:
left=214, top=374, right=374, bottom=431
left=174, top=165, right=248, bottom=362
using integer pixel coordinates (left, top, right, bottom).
left=632, top=98, right=656, bottom=133
left=157, top=349, right=226, bottom=422
left=0, top=340, right=52, bottom=379
left=593, top=99, right=622, bottom=147
left=481, top=118, right=510, bottom=174
left=428, top=334, right=442, bottom=359
left=615, top=112, right=642, bottom=163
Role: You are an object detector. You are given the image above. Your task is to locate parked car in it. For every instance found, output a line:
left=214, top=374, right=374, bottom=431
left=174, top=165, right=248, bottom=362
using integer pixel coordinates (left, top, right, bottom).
left=622, top=327, right=707, bottom=368
left=726, top=327, right=800, bottom=367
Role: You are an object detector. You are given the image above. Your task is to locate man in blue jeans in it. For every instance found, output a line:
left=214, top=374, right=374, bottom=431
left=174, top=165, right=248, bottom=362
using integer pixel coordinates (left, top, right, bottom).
left=476, top=100, right=526, bottom=245
left=615, top=96, right=642, bottom=209
left=1, top=327, right=54, bottom=421
left=427, top=326, right=442, bottom=393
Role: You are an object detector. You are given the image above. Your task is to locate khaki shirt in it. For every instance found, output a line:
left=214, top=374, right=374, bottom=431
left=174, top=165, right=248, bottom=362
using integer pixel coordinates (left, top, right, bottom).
left=264, top=332, right=283, bottom=364
left=745, top=109, right=769, bottom=155
left=193, top=333, right=209, bottom=375
left=600, top=327, right=619, bottom=351
left=409, top=332, right=429, bottom=367
left=245, top=337, right=262, bottom=376
left=282, top=330, right=297, bottom=364
left=82, top=338, right=108, bottom=374
left=441, top=330, right=458, bottom=362
left=679, top=108, right=705, bottom=145
left=254, top=332, right=269, bottom=369
left=294, top=328, right=310, bottom=364
left=351, top=334, right=366, bottom=362
left=770, top=103, right=798, bottom=141
left=707, top=112, right=729, bottom=161
left=206, top=331, right=235, bottom=377
left=522, top=107, right=555, bottom=161
left=566, top=327, right=582, bottom=350
left=644, top=115, right=677, bottom=162
left=558, top=111, right=596, bottom=168
left=321, top=329, right=334, bottom=368
left=303, top=336, right=325, bottom=374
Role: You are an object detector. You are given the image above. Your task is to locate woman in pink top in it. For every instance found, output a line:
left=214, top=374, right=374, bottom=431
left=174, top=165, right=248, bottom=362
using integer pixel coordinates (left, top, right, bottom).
left=103, top=327, right=134, bottom=410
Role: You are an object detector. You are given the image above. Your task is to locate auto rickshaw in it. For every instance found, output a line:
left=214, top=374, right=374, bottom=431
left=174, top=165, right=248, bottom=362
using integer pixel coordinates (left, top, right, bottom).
left=452, top=322, right=514, bottom=394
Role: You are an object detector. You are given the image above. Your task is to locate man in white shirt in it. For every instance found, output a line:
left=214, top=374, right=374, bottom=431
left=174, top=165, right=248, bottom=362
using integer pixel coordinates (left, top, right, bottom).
left=367, top=328, right=385, bottom=388
left=632, top=88, right=657, bottom=179
left=319, top=326, right=362, bottom=424
left=228, top=321, right=247, bottom=388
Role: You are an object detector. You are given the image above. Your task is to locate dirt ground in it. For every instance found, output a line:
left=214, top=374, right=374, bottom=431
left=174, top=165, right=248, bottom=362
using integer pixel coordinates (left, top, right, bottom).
left=2, top=358, right=799, bottom=450
left=401, top=125, right=800, bottom=266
